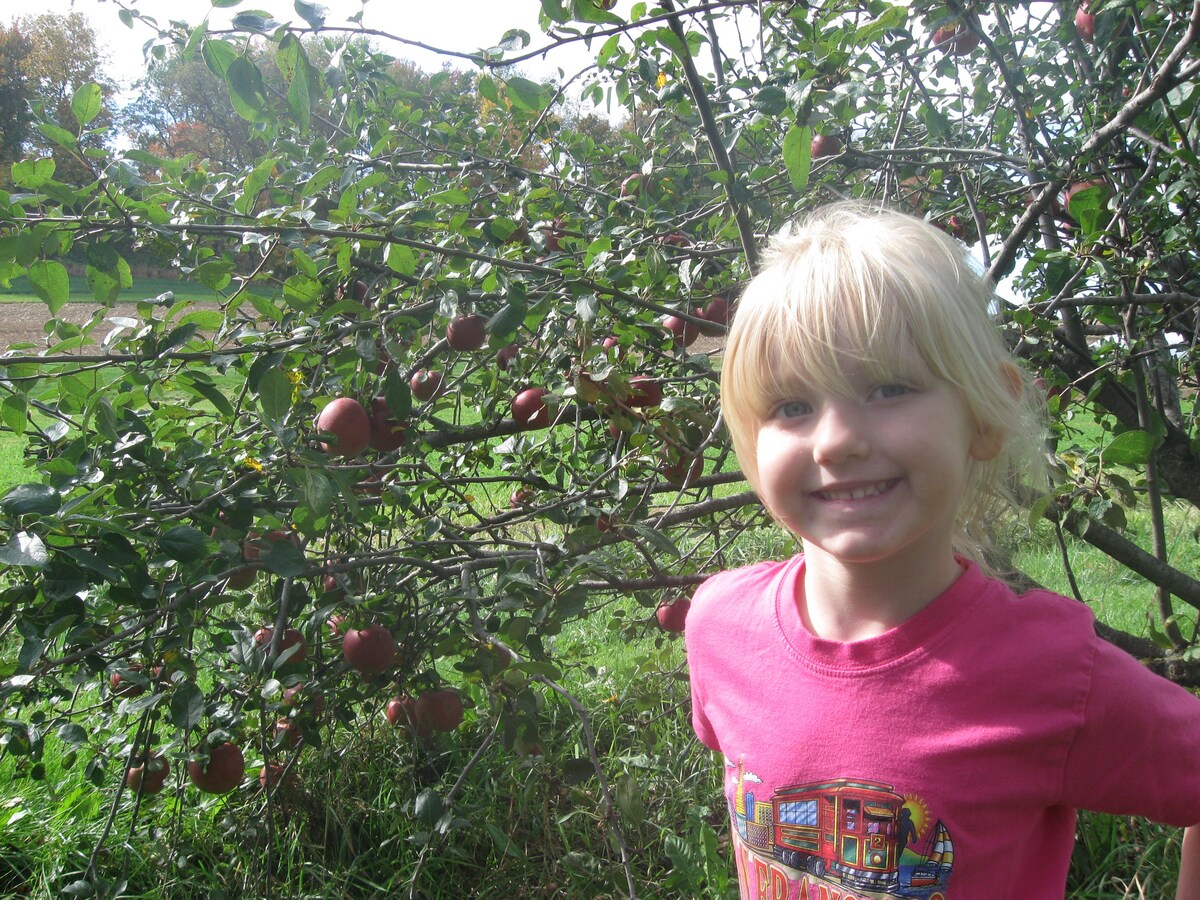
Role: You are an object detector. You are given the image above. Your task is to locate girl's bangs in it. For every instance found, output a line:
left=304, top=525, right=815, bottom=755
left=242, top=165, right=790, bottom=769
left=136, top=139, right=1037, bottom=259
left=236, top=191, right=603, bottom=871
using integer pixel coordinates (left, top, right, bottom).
left=746, top=272, right=920, bottom=411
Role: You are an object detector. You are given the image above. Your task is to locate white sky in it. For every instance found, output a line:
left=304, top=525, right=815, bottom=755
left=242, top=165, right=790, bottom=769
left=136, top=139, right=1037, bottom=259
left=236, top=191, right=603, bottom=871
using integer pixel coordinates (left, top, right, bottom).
left=3, top=0, right=595, bottom=89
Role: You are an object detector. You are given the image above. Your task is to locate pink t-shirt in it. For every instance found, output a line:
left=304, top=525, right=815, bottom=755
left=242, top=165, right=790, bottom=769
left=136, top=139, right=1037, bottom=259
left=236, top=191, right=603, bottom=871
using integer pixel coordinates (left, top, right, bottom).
left=686, top=555, right=1200, bottom=899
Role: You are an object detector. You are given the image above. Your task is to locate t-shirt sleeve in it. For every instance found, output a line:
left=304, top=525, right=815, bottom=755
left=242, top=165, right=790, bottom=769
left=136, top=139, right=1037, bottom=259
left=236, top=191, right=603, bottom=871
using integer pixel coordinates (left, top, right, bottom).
left=1060, top=636, right=1200, bottom=827
left=685, top=574, right=723, bottom=752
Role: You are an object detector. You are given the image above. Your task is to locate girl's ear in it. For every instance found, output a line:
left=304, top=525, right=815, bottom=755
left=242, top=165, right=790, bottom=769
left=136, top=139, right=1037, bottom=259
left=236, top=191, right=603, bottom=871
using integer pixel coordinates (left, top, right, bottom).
left=970, top=363, right=1023, bottom=462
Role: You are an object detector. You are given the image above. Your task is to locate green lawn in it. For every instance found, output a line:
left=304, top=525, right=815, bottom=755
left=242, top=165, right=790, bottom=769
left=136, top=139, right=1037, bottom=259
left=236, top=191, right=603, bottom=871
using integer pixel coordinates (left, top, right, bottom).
left=1, top=274, right=226, bottom=305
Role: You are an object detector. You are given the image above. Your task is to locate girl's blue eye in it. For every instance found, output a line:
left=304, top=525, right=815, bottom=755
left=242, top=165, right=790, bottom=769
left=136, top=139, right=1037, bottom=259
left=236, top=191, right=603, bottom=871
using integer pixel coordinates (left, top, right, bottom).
left=875, top=383, right=910, bottom=399
left=774, top=400, right=812, bottom=418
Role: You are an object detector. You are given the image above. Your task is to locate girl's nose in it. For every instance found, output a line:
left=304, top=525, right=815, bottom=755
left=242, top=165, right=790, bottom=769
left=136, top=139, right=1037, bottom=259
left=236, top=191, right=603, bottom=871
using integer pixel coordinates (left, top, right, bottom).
left=811, top=402, right=870, bottom=465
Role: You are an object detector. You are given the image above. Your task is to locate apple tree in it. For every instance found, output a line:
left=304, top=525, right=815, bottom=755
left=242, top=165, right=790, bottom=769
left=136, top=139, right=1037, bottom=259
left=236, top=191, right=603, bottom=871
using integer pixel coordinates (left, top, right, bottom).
left=0, top=0, right=1198, bottom=894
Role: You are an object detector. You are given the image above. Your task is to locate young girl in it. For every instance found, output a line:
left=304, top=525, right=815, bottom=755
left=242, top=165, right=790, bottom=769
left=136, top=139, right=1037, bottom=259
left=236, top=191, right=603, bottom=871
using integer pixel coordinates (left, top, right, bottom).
left=686, top=203, right=1200, bottom=899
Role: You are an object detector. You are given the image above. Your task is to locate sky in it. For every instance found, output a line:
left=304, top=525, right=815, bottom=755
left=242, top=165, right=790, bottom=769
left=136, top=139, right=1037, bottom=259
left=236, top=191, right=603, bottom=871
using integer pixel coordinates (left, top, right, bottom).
left=4, top=0, right=594, bottom=89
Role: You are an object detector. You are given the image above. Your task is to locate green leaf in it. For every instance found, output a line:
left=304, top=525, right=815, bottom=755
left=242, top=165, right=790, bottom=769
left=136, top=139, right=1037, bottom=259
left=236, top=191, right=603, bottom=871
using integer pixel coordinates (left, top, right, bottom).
left=185, top=377, right=235, bottom=418
left=170, top=680, right=205, bottom=732
left=1066, top=183, right=1112, bottom=239
left=630, top=522, right=681, bottom=558
left=257, top=366, right=294, bottom=424
left=505, top=77, right=548, bottom=112
left=782, top=125, right=812, bottom=191
left=36, top=123, right=77, bottom=150
left=1100, top=429, right=1156, bottom=467
left=385, top=243, right=416, bottom=277
left=70, top=82, right=103, bottom=126
left=288, top=466, right=334, bottom=517
left=57, top=723, right=87, bottom=746
left=26, top=260, right=70, bottom=314
left=752, top=85, right=788, bottom=116
left=262, top=539, right=308, bottom=577
left=10, top=158, right=55, bottom=189
left=226, top=56, right=269, bottom=122
left=0, top=532, right=48, bottom=568
left=1, top=484, right=63, bottom=517
left=302, top=164, right=341, bottom=197
left=1, top=395, right=27, bottom=437
left=487, top=303, right=525, bottom=340
left=615, top=772, right=644, bottom=821
left=414, top=788, right=444, bottom=826
left=159, top=525, right=212, bottom=563
left=294, top=0, right=326, bottom=28
left=201, top=39, right=238, bottom=79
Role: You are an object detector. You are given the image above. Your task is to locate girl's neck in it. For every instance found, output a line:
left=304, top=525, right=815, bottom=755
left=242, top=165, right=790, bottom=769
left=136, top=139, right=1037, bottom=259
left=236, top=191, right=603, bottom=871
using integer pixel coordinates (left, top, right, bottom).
left=798, top=549, right=965, bottom=643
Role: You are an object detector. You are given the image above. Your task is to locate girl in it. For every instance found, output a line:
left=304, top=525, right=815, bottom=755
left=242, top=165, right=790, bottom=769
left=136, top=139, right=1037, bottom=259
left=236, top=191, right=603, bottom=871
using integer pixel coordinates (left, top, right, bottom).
left=686, top=202, right=1200, bottom=898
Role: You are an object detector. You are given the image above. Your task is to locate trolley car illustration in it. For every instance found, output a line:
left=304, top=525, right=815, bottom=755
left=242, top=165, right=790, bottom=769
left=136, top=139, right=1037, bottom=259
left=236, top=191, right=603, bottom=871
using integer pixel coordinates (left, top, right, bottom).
left=731, top=765, right=954, bottom=897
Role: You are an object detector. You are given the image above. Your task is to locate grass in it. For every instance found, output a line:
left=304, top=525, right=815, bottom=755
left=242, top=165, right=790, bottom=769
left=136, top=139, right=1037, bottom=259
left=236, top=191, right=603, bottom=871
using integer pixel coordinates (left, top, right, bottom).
left=0, top=275, right=224, bottom=305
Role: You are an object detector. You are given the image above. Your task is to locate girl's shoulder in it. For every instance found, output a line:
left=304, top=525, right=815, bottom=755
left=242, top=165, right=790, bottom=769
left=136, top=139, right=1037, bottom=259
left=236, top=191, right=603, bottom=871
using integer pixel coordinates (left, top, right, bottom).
left=693, top=555, right=800, bottom=602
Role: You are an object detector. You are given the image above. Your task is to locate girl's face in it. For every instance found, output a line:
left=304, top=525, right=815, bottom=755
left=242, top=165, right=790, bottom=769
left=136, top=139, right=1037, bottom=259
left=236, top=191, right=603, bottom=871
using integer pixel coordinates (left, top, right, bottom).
left=754, top=352, right=998, bottom=577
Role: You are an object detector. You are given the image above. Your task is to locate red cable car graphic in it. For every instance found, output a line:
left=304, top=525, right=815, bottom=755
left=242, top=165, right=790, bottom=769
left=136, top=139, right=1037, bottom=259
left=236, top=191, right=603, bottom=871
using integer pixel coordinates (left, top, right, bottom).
left=769, top=778, right=904, bottom=891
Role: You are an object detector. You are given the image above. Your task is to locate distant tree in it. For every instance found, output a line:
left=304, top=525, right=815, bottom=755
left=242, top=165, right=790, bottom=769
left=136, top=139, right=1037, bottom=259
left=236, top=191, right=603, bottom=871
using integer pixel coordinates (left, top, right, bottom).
left=122, top=36, right=344, bottom=171
left=13, top=11, right=115, bottom=185
left=0, top=23, right=33, bottom=174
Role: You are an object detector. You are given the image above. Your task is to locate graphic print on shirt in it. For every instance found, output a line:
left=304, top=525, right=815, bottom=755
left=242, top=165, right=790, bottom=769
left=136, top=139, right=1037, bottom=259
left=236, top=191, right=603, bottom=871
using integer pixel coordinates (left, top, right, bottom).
left=727, top=757, right=953, bottom=900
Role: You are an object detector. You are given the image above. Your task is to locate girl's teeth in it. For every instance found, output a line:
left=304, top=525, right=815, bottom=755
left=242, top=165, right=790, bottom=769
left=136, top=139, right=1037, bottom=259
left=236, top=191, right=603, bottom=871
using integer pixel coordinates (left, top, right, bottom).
left=821, top=481, right=891, bottom=500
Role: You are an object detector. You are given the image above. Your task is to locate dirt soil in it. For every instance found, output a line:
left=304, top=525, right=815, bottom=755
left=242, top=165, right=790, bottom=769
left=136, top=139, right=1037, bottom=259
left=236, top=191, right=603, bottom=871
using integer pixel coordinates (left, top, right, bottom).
left=0, top=302, right=153, bottom=352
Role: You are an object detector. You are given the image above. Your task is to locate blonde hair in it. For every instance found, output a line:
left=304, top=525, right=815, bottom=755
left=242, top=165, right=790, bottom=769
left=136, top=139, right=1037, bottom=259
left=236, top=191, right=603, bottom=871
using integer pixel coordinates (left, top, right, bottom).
left=721, top=202, right=1047, bottom=567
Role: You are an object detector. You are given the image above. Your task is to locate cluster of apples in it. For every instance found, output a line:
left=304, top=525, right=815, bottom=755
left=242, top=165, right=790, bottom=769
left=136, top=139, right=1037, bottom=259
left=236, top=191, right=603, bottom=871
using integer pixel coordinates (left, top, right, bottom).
left=662, top=296, right=731, bottom=348
left=385, top=688, right=465, bottom=738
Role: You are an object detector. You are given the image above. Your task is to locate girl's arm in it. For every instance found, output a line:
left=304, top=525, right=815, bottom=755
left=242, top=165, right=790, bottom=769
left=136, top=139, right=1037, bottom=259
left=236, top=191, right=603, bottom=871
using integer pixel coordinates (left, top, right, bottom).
left=1178, top=825, right=1200, bottom=900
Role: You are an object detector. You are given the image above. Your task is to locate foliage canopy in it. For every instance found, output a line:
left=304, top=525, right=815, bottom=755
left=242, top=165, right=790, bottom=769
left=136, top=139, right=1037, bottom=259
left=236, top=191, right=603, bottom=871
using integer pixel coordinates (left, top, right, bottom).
left=0, top=0, right=1198, bottom=894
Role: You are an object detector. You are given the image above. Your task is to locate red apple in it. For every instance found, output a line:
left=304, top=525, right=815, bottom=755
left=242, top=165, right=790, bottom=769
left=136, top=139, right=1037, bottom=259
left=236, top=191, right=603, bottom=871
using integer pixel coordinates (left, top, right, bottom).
left=386, top=696, right=431, bottom=737
left=931, top=23, right=979, bottom=55
left=414, top=688, right=465, bottom=733
left=109, top=664, right=146, bottom=698
left=188, top=742, right=244, bottom=794
left=1064, top=179, right=1109, bottom=213
left=512, top=388, right=551, bottom=430
left=661, top=452, right=705, bottom=487
left=282, top=682, right=326, bottom=715
left=664, top=314, right=700, bottom=348
left=226, top=565, right=258, bottom=589
left=315, top=397, right=371, bottom=458
left=811, top=133, right=842, bottom=159
left=259, top=763, right=299, bottom=790
left=126, top=751, right=170, bottom=795
left=243, top=529, right=301, bottom=562
left=446, top=314, right=486, bottom=351
left=510, top=487, right=535, bottom=508
left=351, top=279, right=369, bottom=302
left=496, top=344, right=519, bottom=371
left=543, top=218, right=566, bottom=252
left=326, top=613, right=346, bottom=636
left=660, top=231, right=691, bottom=247
left=698, top=297, right=730, bottom=336
left=342, top=624, right=397, bottom=674
left=253, top=627, right=308, bottom=665
left=368, top=396, right=407, bottom=452
left=627, top=376, right=663, bottom=408
left=1075, top=4, right=1096, bottom=41
left=410, top=369, right=444, bottom=402
left=656, top=597, right=691, bottom=633
left=602, top=336, right=620, bottom=352
left=275, top=718, right=302, bottom=748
